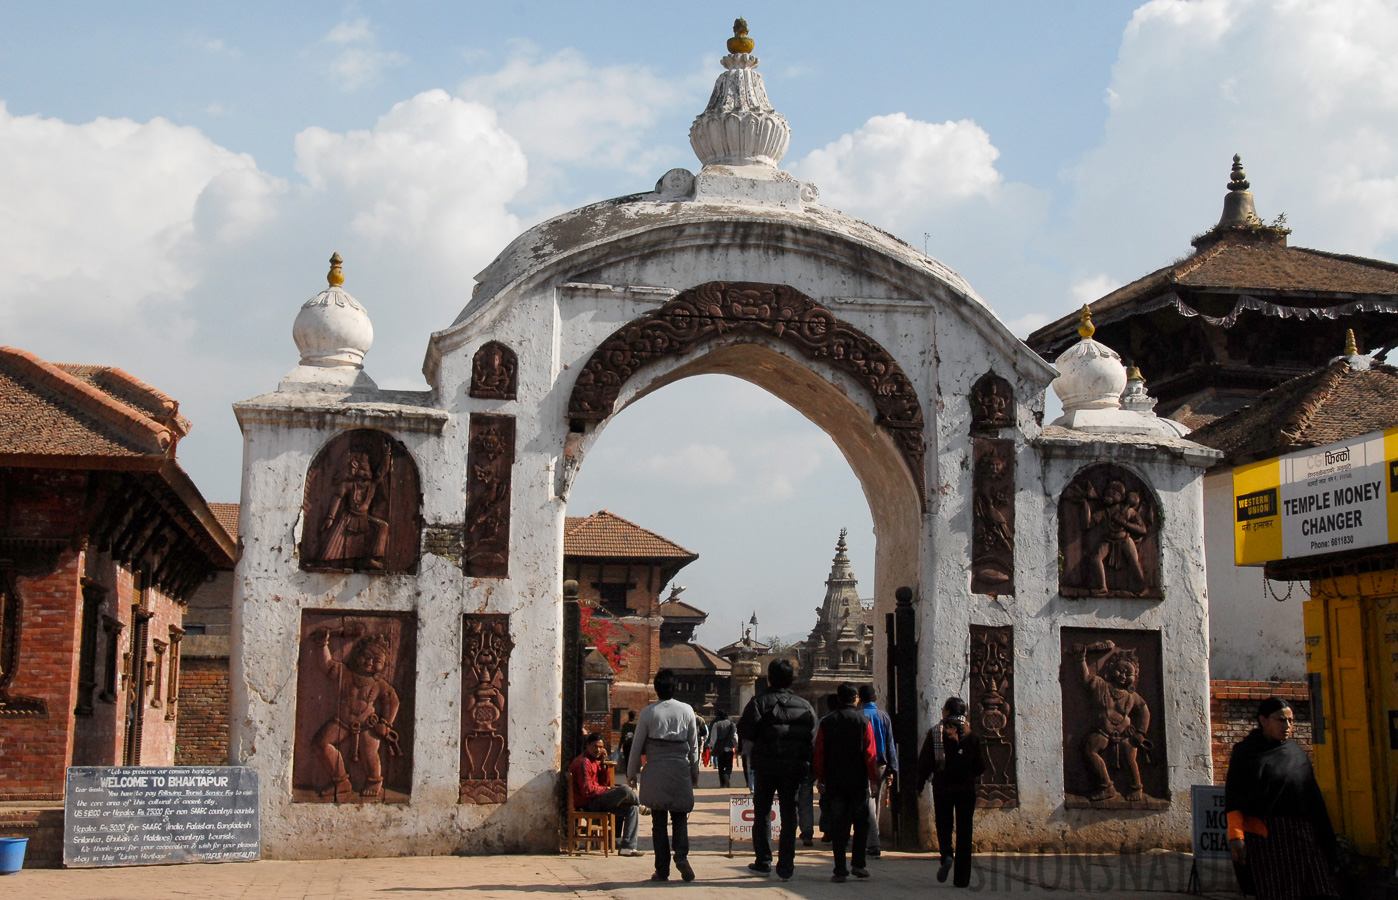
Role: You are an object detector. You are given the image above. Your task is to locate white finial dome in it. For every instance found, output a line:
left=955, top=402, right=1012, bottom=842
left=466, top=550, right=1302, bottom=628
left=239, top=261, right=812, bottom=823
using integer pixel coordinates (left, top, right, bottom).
left=281, top=253, right=377, bottom=392
left=1051, top=305, right=1127, bottom=413
left=689, top=21, right=791, bottom=168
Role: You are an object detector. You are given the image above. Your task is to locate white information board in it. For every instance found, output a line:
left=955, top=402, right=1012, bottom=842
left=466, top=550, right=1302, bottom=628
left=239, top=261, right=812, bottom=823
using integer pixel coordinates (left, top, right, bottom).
left=727, top=794, right=782, bottom=854
left=1191, top=784, right=1229, bottom=860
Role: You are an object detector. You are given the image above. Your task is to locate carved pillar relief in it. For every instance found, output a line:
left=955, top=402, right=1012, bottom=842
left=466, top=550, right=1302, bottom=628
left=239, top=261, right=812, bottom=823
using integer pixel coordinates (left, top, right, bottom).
left=293, top=610, right=416, bottom=804
left=970, top=371, right=1014, bottom=431
left=464, top=415, right=515, bottom=578
left=469, top=341, right=519, bottom=400
left=1058, top=464, right=1161, bottom=598
left=971, top=438, right=1015, bottom=596
left=299, top=429, right=422, bottom=574
left=1059, top=627, right=1167, bottom=809
left=970, top=624, right=1016, bottom=807
left=459, top=614, right=513, bottom=804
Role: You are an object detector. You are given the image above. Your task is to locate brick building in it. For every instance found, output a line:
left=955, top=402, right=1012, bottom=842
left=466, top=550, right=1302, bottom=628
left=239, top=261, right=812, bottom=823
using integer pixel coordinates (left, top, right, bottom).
left=174, top=501, right=239, bottom=766
left=0, top=346, right=235, bottom=809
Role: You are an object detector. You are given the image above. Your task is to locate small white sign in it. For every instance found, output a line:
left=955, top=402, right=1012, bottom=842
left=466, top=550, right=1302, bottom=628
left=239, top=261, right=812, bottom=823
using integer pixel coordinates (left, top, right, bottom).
left=1191, top=784, right=1229, bottom=860
left=728, top=794, right=782, bottom=843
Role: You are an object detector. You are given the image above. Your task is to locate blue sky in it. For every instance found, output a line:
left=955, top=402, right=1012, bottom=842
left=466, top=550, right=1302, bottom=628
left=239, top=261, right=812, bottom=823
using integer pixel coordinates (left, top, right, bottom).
left=5, top=1, right=1398, bottom=645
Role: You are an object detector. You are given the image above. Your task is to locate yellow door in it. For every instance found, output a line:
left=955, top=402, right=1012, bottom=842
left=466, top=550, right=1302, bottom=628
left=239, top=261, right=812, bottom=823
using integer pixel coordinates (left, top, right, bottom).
left=1330, top=592, right=1382, bottom=854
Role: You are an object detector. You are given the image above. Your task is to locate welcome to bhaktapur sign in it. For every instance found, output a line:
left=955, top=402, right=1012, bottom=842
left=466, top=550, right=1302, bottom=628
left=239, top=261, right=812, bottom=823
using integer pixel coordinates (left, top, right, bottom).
left=1233, top=428, right=1398, bottom=565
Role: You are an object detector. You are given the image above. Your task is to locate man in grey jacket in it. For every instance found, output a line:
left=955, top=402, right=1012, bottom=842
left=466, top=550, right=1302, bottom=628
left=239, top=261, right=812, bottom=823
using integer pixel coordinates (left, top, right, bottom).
left=627, top=669, right=699, bottom=882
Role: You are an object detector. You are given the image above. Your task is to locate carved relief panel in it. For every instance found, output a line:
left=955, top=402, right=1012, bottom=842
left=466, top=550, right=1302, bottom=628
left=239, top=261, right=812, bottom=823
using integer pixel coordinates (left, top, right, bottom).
left=1058, top=464, right=1161, bottom=598
left=1059, top=627, right=1167, bottom=809
left=464, top=415, right=515, bottom=578
left=469, top=341, right=518, bottom=401
left=459, top=614, right=513, bottom=804
left=970, top=371, right=1014, bottom=431
left=971, top=438, right=1015, bottom=596
left=970, top=624, right=1016, bottom=807
left=300, top=430, right=422, bottom=574
left=293, top=610, right=416, bottom=804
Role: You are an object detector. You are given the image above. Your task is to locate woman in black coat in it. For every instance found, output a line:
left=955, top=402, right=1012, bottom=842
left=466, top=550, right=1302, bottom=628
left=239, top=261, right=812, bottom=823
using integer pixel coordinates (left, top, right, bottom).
left=917, top=696, right=984, bottom=888
left=1224, top=697, right=1339, bottom=900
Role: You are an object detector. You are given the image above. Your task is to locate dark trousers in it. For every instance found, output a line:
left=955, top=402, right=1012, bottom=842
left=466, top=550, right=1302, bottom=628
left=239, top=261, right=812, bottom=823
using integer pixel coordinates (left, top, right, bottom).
left=798, top=775, right=814, bottom=839
left=753, top=766, right=803, bottom=877
left=934, top=786, right=976, bottom=887
left=650, top=810, right=689, bottom=876
left=715, top=750, right=734, bottom=787
left=825, top=787, right=870, bottom=876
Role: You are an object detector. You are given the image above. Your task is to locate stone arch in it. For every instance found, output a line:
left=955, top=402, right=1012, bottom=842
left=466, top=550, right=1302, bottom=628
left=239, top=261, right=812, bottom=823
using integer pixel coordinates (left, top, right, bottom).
left=1057, top=463, right=1162, bottom=599
left=566, top=280, right=926, bottom=505
left=299, top=429, right=423, bottom=574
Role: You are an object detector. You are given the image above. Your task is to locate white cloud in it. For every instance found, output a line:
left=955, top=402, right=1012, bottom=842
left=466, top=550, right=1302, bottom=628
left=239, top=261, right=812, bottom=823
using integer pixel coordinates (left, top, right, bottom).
left=747, top=437, right=826, bottom=501
left=1070, top=0, right=1398, bottom=279
left=638, top=443, right=736, bottom=485
left=1071, top=274, right=1122, bottom=305
left=322, top=18, right=407, bottom=92
left=1006, top=313, right=1050, bottom=338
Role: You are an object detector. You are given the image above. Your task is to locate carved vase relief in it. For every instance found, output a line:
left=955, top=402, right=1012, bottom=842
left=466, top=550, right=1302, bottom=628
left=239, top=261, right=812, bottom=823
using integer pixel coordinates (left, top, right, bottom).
left=971, top=439, right=1015, bottom=596
left=469, top=341, right=519, bottom=401
left=970, top=371, right=1014, bottom=431
left=459, top=614, right=513, bottom=804
left=293, top=611, right=416, bottom=804
left=1059, top=627, right=1167, bottom=809
left=970, top=625, right=1016, bottom=807
left=299, top=429, right=422, bottom=574
left=566, top=281, right=926, bottom=505
left=1058, top=465, right=1160, bottom=598
left=464, top=415, right=515, bottom=578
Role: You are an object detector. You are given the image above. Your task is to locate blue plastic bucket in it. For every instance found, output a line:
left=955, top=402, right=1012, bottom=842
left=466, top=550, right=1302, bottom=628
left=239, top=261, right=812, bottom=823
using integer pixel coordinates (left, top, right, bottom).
left=0, top=837, right=27, bottom=874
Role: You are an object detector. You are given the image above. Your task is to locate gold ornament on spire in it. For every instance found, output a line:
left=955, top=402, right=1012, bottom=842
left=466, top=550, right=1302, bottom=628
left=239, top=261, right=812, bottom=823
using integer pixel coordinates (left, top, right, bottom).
left=1345, top=328, right=1359, bottom=356
left=327, top=252, right=345, bottom=287
left=727, top=17, right=755, bottom=54
left=1126, top=365, right=1143, bottom=382
left=1077, top=304, right=1096, bottom=339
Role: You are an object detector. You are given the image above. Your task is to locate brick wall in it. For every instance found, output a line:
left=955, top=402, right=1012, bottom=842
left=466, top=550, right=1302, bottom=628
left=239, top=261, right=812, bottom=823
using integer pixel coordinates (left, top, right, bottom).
left=174, top=656, right=230, bottom=766
left=0, top=807, right=64, bottom=868
left=1210, top=680, right=1312, bottom=785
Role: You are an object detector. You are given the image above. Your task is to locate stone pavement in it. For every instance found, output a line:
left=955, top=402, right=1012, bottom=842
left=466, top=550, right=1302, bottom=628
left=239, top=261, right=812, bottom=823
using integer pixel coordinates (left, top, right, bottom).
left=7, top=773, right=1246, bottom=899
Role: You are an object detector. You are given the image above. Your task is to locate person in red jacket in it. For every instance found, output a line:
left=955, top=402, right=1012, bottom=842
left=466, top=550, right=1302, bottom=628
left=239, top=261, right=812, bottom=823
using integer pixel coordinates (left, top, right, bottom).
left=813, top=682, right=879, bottom=883
left=568, top=733, right=643, bottom=856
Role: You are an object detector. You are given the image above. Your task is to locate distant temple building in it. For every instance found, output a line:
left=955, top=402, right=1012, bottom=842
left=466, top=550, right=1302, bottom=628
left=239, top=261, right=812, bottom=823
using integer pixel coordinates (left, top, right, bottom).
left=794, top=529, right=874, bottom=704
left=655, top=588, right=730, bottom=717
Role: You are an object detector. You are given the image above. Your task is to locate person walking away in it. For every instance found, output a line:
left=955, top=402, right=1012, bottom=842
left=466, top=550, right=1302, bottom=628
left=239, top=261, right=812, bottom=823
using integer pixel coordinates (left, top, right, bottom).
left=858, top=684, right=898, bottom=858
left=917, top=697, right=983, bottom=887
left=738, top=658, right=817, bottom=881
left=1224, top=697, right=1340, bottom=900
left=628, top=669, right=700, bottom=882
left=708, top=710, right=738, bottom=788
left=619, top=711, right=638, bottom=772
left=815, top=682, right=879, bottom=882
left=568, top=733, right=643, bottom=856
left=696, top=716, right=710, bottom=767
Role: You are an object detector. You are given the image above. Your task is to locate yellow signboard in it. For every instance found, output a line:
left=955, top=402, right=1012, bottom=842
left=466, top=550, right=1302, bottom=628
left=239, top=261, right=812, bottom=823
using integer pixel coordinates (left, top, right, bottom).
left=1234, top=427, right=1398, bottom=566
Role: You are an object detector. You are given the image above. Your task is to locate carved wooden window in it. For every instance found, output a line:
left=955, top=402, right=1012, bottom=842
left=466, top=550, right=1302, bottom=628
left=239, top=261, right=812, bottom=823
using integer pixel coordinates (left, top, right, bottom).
left=150, top=640, right=167, bottom=708
left=99, top=615, right=124, bottom=704
left=166, top=626, right=183, bottom=720
left=76, top=582, right=105, bottom=716
left=469, top=341, right=518, bottom=400
left=1058, top=464, right=1161, bottom=599
left=464, top=415, right=515, bottom=578
left=0, top=571, right=46, bottom=716
left=300, top=429, right=423, bottom=574
left=460, top=613, right=513, bottom=805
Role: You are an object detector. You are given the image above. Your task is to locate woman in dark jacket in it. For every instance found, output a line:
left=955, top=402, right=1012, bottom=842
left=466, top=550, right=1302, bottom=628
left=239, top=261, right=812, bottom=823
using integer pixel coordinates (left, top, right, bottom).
left=917, top=697, right=984, bottom=888
left=1224, top=697, right=1339, bottom=900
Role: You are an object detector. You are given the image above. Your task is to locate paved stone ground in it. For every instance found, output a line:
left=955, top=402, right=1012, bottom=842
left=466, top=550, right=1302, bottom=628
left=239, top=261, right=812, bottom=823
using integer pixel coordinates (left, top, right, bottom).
left=6, top=771, right=1247, bottom=899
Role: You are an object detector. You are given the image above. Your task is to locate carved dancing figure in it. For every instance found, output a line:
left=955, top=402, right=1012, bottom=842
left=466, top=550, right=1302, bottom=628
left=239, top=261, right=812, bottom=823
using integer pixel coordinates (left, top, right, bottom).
left=973, top=451, right=1013, bottom=552
left=1078, top=479, right=1149, bottom=595
left=311, top=623, right=402, bottom=800
left=1069, top=641, right=1151, bottom=802
left=320, top=450, right=389, bottom=569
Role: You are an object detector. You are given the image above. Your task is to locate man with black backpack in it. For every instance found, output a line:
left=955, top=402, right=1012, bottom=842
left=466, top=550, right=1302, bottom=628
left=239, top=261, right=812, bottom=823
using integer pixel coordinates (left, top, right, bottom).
left=738, top=659, right=817, bottom=881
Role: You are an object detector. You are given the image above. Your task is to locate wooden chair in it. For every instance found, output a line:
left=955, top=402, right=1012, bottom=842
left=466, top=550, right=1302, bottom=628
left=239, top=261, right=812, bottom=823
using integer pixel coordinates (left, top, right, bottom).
left=564, top=771, right=614, bottom=856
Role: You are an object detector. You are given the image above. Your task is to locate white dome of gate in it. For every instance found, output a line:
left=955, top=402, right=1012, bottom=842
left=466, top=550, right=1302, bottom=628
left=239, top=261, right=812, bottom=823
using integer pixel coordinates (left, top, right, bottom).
left=280, top=252, right=378, bottom=392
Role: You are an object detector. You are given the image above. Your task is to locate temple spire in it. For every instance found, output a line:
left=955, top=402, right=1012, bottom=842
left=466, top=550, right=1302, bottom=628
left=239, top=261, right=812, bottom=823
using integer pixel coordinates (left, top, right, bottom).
left=1215, top=154, right=1260, bottom=229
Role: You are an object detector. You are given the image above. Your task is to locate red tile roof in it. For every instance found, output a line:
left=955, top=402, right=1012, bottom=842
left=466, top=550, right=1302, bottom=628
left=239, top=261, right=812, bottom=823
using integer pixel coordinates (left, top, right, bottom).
left=658, top=642, right=731, bottom=673
left=208, top=502, right=240, bottom=543
left=0, top=347, right=180, bottom=458
left=658, top=599, right=708, bottom=619
left=564, top=511, right=697, bottom=560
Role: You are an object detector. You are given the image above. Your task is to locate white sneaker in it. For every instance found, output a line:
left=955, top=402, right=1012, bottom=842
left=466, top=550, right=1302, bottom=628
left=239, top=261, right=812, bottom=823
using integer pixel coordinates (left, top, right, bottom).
left=619, top=847, right=645, bottom=857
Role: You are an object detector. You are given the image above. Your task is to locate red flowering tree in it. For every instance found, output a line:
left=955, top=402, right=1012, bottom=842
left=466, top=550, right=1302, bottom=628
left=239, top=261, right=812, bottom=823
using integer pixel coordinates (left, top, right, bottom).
left=579, top=605, right=635, bottom=673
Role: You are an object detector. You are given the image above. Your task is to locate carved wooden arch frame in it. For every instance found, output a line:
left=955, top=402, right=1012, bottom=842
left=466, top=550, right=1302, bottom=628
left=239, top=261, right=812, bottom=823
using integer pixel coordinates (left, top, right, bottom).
left=1057, top=462, right=1163, bottom=599
left=565, top=281, right=926, bottom=505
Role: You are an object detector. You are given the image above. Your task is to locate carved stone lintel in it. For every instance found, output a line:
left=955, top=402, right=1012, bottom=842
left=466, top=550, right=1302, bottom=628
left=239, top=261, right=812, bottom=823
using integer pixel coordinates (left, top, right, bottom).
left=1059, top=628, right=1168, bottom=809
left=971, top=438, right=1015, bottom=596
left=299, top=429, right=422, bottom=574
left=460, top=614, right=513, bottom=804
left=292, top=610, right=416, bottom=804
left=566, top=282, right=926, bottom=506
left=970, top=371, right=1014, bottom=431
left=469, top=341, right=519, bottom=401
left=1058, top=465, right=1161, bottom=598
left=465, top=415, right=515, bottom=578
left=970, top=625, right=1016, bottom=808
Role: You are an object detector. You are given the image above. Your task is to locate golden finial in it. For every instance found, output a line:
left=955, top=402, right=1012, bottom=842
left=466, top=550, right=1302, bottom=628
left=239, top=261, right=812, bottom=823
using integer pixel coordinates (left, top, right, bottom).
left=727, top=17, right=755, bottom=54
left=327, top=252, right=344, bottom=287
left=1126, top=365, right=1143, bottom=382
left=1345, top=328, right=1359, bottom=356
left=1077, top=304, right=1096, bottom=340
left=1228, top=154, right=1251, bottom=192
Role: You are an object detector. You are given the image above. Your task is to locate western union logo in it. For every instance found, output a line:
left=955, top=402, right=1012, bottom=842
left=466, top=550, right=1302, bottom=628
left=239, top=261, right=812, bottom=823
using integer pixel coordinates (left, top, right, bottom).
left=1236, top=488, right=1278, bottom=522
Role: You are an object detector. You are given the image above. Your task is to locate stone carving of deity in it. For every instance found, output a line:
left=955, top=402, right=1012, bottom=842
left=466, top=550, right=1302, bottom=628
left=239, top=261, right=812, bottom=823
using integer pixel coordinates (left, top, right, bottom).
left=1067, top=641, right=1151, bottom=802
left=469, top=341, right=518, bottom=400
left=970, top=371, right=1014, bottom=430
left=1058, top=465, right=1160, bottom=598
left=309, top=622, right=402, bottom=801
left=299, top=430, right=423, bottom=574
left=971, top=439, right=1015, bottom=595
left=320, top=451, right=389, bottom=569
